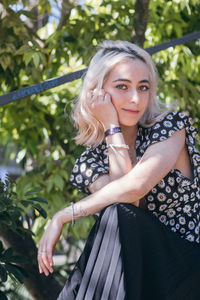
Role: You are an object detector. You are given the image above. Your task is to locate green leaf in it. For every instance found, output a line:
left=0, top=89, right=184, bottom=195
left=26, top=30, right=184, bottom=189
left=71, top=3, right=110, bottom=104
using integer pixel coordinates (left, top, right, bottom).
left=4, top=248, right=13, bottom=259
left=0, top=194, right=11, bottom=205
left=32, top=53, right=40, bottom=68
left=15, top=45, right=30, bottom=55
left=47, top=179, right=54, bottom=193
left=6, top=263, right=24, bottom=284
left=0, top=55, right=11, bottom=70
left=19, top=182, right=33, bottom=196
left=20, top=200, right=30, bottom=207
left=24, top=51, right=34, bottom=66
left=59, top=170, right=69, bottom=181
left=0, top=202, right=6, bottom=212
left=0, top=265, right=7, bottom=282
left=0, top=214, right=12, bottom=226
left=24, top=190, right=41, bottom=196
left=38, top=52, right=46, bottom=64
left=53, top=174, right=64, bottom=191
left=28, top=197, right=48, bottom=204
left=33, top=204, right=47, bottom=218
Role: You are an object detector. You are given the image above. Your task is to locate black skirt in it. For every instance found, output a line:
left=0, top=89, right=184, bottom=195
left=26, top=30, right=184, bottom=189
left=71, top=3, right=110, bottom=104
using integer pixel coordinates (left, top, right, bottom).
left=57, top=203, right=200, bottom=300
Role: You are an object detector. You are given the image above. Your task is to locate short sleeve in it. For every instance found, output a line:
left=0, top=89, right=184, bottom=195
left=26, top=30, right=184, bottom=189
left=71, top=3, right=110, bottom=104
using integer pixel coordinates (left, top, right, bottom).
left=69, top=143, right=109, bottom=194
left=148, top=111, right=198, bottom=146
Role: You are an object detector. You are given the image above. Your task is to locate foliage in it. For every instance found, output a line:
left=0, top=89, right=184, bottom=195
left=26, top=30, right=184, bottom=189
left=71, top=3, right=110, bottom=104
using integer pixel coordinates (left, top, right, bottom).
left=0, top=179, right=48, bottom=299
left=0, top=0, right=200, bottom=298
left=0, top=241, right=28, bottom=300
left=0, top=179, right=47, bottom=230
left=147, top=0, right=200, bottom=132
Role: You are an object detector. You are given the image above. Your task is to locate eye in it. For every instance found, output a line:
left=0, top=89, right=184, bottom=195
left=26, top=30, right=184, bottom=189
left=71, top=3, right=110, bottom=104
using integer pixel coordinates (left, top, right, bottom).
left=116, top=84, right=128, bottom=90
left=138, top=85, right=150, bottom=91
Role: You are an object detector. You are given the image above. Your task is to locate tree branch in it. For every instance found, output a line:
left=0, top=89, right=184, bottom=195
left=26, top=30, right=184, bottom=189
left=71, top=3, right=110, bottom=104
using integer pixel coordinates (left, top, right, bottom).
left=57, top=0, right=77, bottom=31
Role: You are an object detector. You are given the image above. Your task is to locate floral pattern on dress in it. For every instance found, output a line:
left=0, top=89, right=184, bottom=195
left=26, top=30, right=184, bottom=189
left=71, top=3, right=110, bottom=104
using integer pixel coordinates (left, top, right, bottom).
left=137, top=111, right=200, bottom=243
left=69, top=144, right=109, bottom=194
left=70, top=111, right=200, bottom=243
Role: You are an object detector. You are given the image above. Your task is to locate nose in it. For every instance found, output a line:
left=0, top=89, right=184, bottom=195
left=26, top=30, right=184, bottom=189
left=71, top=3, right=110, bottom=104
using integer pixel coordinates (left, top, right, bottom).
left=129, top=89, right=139, bottom=104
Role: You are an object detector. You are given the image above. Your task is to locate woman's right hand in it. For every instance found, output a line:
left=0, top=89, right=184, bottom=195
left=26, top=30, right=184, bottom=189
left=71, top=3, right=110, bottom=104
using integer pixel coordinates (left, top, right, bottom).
left=88, top=89, right=119, bottom=129
left=37, top=212, right=64, bottom=276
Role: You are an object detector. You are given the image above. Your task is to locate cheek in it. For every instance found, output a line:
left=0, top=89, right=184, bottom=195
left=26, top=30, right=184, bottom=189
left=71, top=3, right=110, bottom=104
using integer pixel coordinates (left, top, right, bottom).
left=104, top=88, right=121, bottom=106
left=141, top=93, right=149, bottom=108
left=110, top=93, right=123, bottom=111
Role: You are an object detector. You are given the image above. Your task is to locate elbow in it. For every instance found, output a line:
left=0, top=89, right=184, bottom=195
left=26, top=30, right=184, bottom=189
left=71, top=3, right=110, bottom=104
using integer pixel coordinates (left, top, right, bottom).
left=135, top=180, right=149, bottom=198
left=127, top=185, right=147, bottom=202
left=109, top=166, right=132, bottom=182
left=121, top=176, right=149, bottom=203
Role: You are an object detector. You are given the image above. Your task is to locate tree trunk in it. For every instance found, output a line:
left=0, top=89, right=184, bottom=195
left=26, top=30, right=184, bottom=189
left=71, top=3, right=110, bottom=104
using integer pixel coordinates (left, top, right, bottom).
left=0, top=223, right=62, bottom=300
left=132, top=0, right=150, bottom=47
left=57, top=0, right=77, bottom=31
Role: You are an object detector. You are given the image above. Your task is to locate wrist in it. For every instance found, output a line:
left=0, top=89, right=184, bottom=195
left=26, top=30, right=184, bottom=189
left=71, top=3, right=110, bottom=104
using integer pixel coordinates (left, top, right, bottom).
left=53, top=207, right=71, bottom=225
left=103, top=122, right=120, bottom=131
left=105, top=126, right=122, bottom=137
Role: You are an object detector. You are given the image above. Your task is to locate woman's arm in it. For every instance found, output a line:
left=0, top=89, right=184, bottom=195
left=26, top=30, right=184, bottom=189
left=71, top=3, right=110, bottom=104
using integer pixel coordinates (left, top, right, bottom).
left=88, top=89, right=139, bottom=204
left=88, top=130, right=134, bottom=194
left=38, top=128, right=185, bottom=275
left=89, top=89, right=133, bottom=179
left=88, top=129, right=134, bottom=193
left=62, top=128, right=186, bottom=220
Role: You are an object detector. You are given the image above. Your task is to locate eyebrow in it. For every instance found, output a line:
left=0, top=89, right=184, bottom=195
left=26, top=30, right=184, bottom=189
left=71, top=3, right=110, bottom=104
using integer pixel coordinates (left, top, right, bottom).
left=113, top=78, right=150, bottom=84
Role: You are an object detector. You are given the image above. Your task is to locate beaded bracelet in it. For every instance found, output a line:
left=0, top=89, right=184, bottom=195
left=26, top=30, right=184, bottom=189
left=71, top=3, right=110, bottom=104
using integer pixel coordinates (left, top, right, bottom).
left=107, top=143, right=129, bottom=153
left=105, top=127, right=122, bottom=137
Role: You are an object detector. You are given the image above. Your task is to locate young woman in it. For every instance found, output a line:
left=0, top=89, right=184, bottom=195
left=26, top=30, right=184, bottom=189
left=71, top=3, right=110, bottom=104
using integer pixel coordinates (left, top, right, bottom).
left=38, top=40, right=200, bottom=300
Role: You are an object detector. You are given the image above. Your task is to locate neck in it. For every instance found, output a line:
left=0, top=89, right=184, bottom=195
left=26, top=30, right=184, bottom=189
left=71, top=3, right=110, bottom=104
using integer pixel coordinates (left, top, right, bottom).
left=120, top=124, right=138, bottom=146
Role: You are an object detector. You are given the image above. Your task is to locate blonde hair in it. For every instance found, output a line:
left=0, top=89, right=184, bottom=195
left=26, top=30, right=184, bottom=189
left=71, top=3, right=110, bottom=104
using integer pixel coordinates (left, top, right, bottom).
left=72, top=40, right=168, bottom=147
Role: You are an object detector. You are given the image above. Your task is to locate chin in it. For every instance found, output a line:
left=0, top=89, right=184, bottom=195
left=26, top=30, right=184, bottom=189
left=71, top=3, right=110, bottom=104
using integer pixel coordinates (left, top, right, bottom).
left=119, top=121, right=138, bottom=127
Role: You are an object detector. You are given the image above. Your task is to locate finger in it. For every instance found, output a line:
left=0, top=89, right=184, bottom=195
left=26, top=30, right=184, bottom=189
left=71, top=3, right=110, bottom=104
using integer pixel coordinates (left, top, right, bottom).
left=37, top=243, right=43, bottom=266
left=98, top=89, right=105, bottom=97
left=87, top=90, right=96, bottom=107
left=39, top=258, right=50, bottom=276
left=104, top=93, right=111, bottom=102
left=46, top=248, right=54, bottom=272
left=37, top=253, right=47, bottom=274
left=38, top=261, right=42, bottom=274
left=95, top=90, right=105, bottom=104
left=87, top=90, right=93, bottom=100
left=41, top=252, right=51, bottom=273
left=94, top=88, right=104, bottom=98
left=37, top=242, right=52, bottom=274
left=38, top=251, right=51, bottom=276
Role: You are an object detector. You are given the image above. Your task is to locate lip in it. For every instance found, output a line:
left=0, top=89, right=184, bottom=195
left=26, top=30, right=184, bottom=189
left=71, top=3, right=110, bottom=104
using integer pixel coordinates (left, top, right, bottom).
left=122, top=108, right=139, bottom=113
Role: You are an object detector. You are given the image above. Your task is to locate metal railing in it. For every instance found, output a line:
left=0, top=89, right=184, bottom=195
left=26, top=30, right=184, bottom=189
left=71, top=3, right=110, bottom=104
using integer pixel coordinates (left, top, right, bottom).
left=0, top=31, right=200, bottom=106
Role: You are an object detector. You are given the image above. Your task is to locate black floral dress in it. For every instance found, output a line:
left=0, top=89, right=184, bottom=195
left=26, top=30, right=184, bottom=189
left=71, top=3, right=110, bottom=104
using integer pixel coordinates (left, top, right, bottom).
left=70, top=111, right=200, bottom=244
left=58, top=111, right=200, bottom=300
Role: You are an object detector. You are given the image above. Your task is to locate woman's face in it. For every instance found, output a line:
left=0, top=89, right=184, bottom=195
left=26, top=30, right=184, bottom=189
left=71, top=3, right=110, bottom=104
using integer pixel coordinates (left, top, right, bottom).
left=103, top=59, right=150, bottom=127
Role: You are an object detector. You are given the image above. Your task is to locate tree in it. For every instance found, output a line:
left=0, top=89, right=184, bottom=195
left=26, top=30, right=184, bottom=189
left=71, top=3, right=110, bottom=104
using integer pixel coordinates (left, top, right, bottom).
left=0, top=0, right=199, bottom=298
